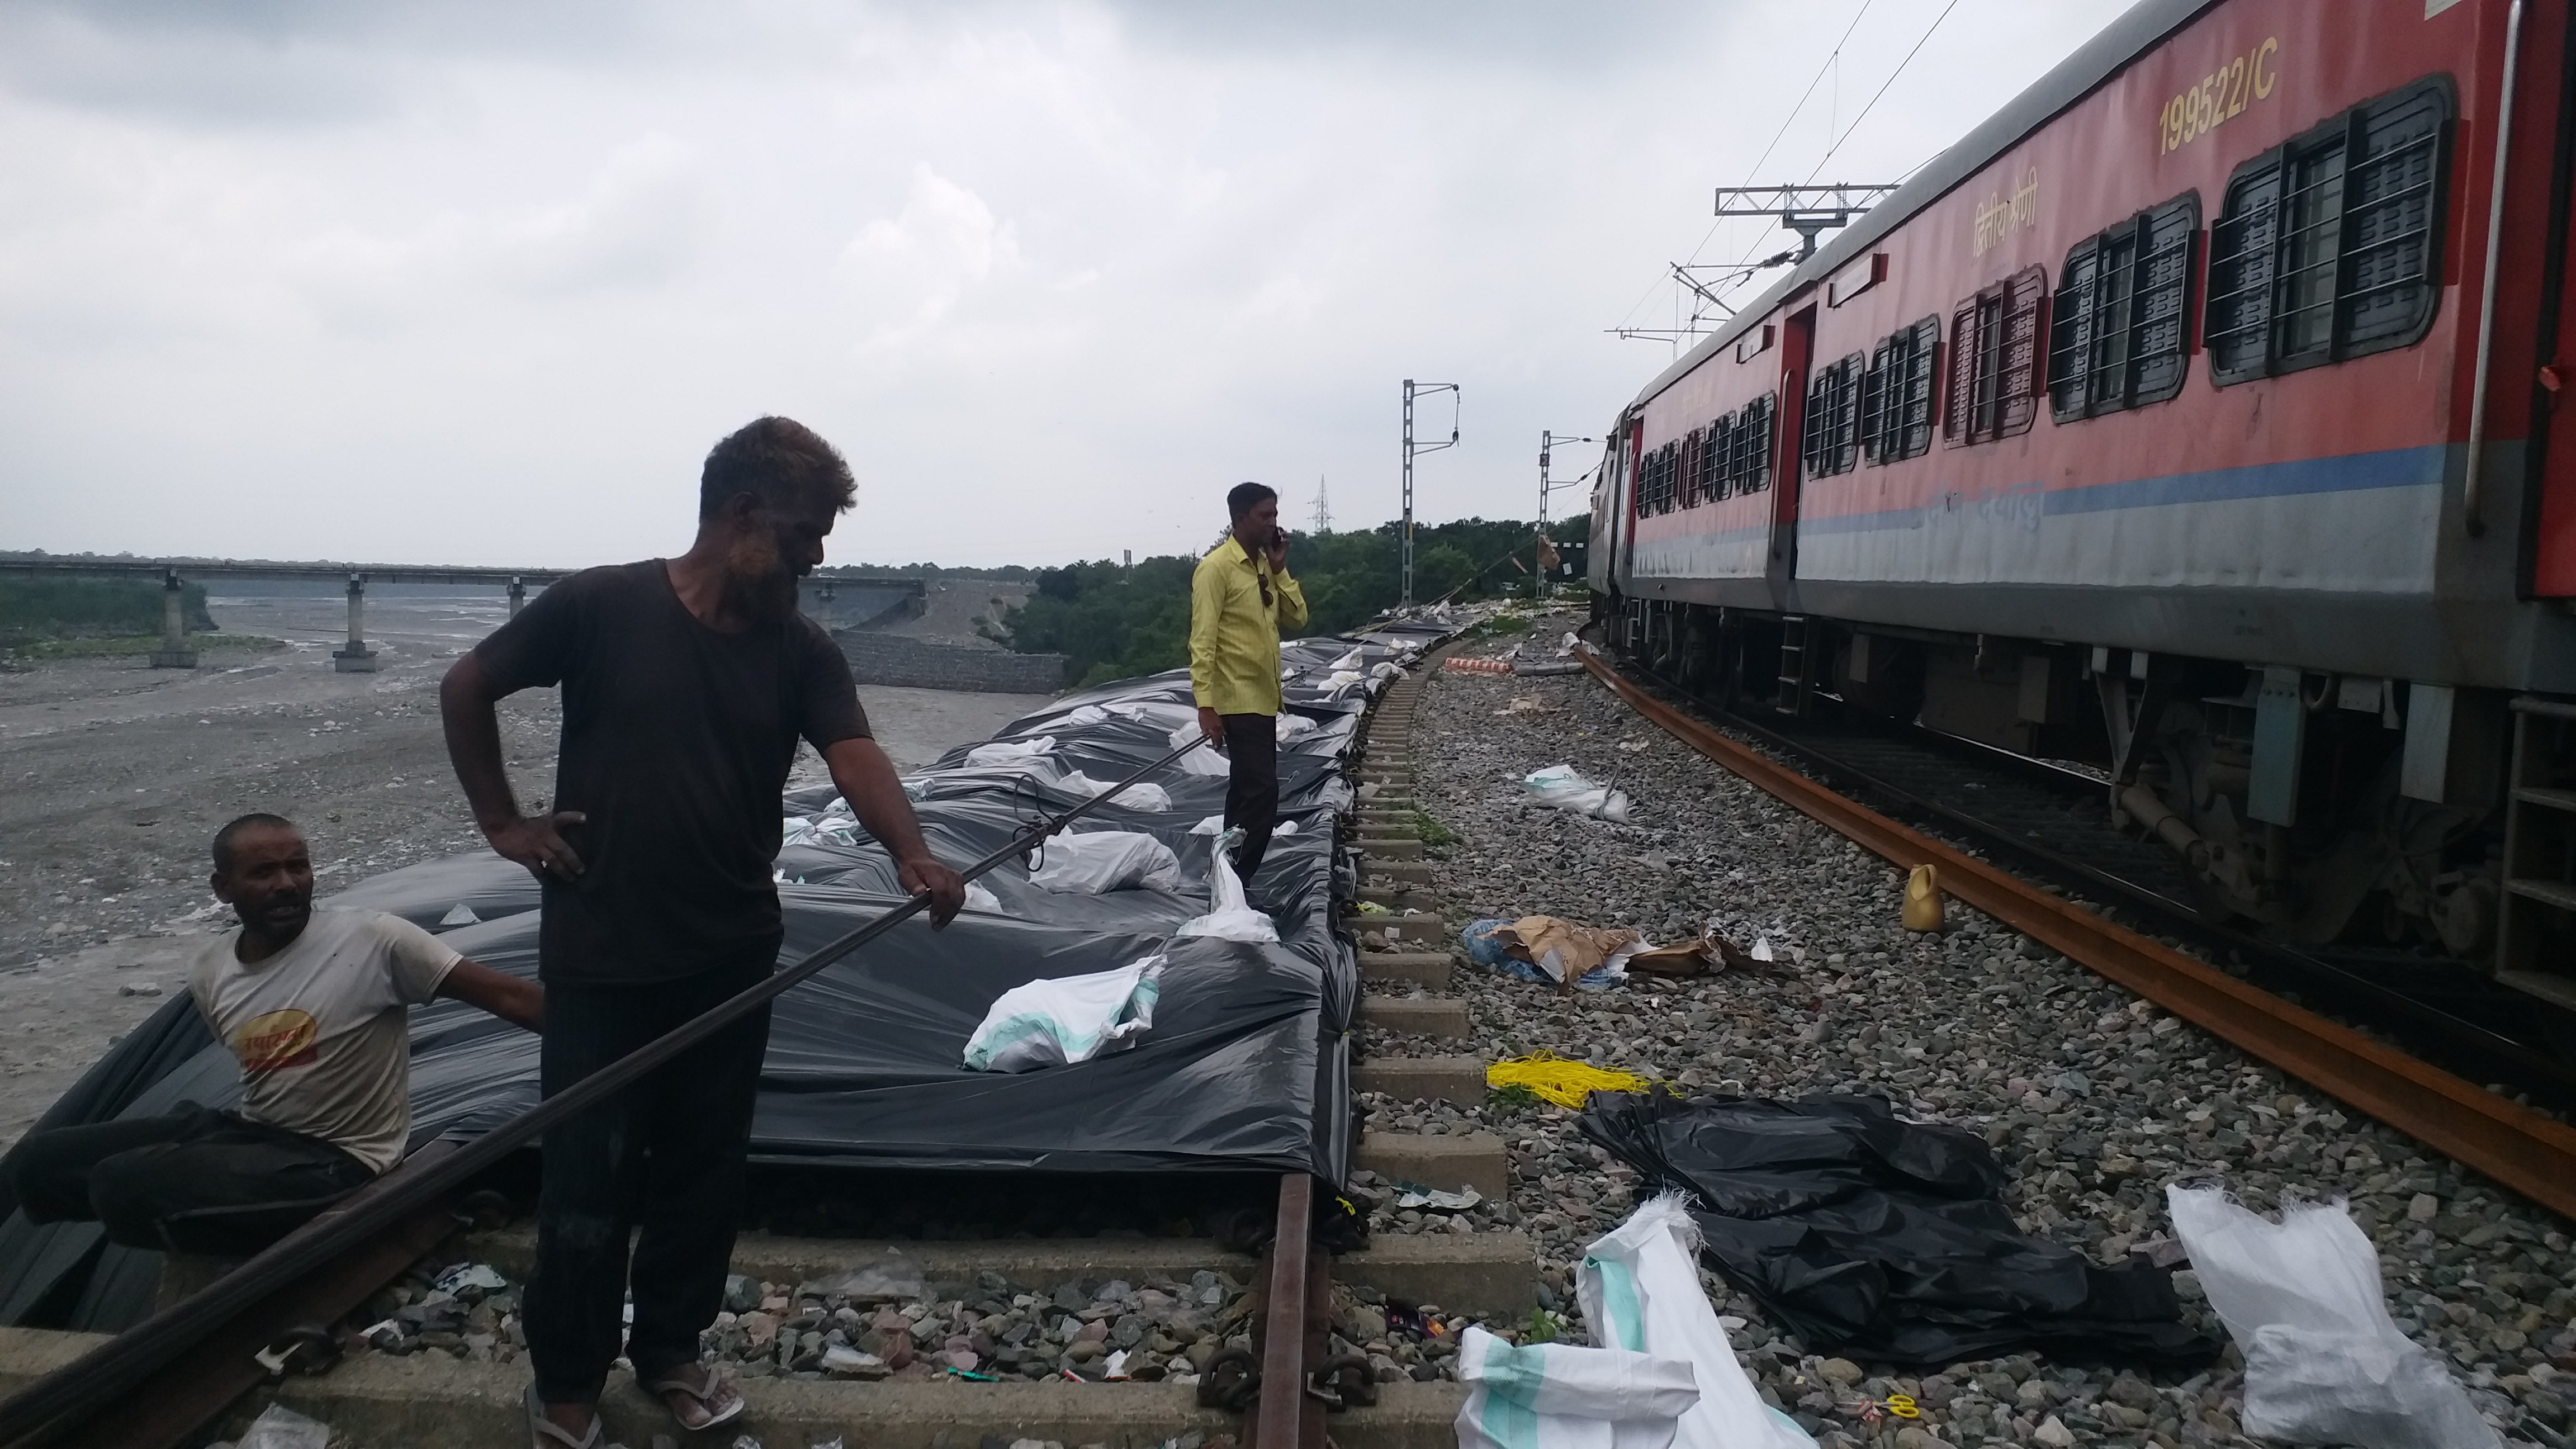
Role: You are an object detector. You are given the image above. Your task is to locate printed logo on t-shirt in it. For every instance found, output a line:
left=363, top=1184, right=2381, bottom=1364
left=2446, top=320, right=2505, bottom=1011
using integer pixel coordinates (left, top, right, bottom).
left=234, top=1008, right=321, bottom=1073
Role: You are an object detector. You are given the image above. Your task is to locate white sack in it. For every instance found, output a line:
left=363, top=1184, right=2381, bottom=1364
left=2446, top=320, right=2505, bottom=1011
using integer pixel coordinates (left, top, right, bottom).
left=1029, top=831, right=1185, bottom=894
left=1175, top=828, right=1278, bottom=943
left=1523, top=765, right=1632, bottom=823
left=965, top=736, right=1056, bottom=766
left=963, top=881, right=1003, bottom=915
left=1578, top=1195, right=1815, bottom=1449
left=1276, top=713, right=1318, bottom=742
left=1189, top=815, right=1296, bottom=838
left=2166, top=1186, right=2499, bottom=1449
left=1453, top=1324, right=1700, bottom=1449
left=1328, top=647, right=1365, bottom=671
left=1168, top=722, right=1235, bottom=776
left=961, top=956, right=1163, bottom=1072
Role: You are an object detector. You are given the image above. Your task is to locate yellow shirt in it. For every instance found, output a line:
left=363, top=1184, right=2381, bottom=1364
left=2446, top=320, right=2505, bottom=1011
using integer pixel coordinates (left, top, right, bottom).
left=1189, top=533, right=1309, bottom=716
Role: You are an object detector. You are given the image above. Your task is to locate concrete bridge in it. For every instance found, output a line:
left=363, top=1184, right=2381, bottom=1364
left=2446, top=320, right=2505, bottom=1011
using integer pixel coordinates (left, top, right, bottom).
left=0, top=558, right=924, bottom=671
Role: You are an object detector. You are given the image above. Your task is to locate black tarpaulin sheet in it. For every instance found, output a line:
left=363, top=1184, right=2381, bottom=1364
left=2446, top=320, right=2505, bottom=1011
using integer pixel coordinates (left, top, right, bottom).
left=1578, top=1092, right=2215, bottom=1367
left=0, top=628, right=1430, bottom=1331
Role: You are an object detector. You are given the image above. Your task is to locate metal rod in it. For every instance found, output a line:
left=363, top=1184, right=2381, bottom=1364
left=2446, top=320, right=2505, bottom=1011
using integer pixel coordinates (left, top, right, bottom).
left=2464, top=0, right=2528, bottom=535
left=0, top=734, right=1213, bottom=1447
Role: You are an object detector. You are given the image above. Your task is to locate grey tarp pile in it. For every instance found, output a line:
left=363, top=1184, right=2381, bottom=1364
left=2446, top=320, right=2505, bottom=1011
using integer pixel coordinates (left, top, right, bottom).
left=0, top=623, right=1448, bottom=1332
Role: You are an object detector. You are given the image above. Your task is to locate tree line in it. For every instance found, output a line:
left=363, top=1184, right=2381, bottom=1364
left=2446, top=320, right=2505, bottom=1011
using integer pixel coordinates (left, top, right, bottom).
left=986, top=518, right=1587, bottom=687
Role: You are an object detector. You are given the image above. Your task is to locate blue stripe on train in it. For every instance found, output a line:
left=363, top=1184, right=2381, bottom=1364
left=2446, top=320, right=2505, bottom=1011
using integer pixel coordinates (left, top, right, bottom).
left=1791, top=444, right=2444, bottom=536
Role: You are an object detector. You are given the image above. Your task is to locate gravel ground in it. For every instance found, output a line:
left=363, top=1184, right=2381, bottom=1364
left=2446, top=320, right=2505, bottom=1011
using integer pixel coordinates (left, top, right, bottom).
left=0, top=591, right=1046, bottom=1149
left=1353, top=656, right=2576, bottom=1449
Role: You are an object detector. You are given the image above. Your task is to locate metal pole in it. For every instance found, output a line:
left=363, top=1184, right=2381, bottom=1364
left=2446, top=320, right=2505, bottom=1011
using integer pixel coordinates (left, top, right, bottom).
left=1401, top=380, right=1416, bottom=607
left=1538, top=432, right=1552, bottom=602
left=508, top=577, right=525, bottom=617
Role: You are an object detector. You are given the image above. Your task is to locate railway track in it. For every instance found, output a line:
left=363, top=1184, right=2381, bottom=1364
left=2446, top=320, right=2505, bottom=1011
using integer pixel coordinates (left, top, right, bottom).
left=1649, top=671, right=2576, bottom=1111
left=1579, top=646, right=2576, bottom=1225
left=0, top=665, right=1456, bottom=1448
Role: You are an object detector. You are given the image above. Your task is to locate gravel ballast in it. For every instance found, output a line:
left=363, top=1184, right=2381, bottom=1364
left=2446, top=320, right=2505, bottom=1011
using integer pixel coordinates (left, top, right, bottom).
left=1355, top=647, right=2576, bottom=1449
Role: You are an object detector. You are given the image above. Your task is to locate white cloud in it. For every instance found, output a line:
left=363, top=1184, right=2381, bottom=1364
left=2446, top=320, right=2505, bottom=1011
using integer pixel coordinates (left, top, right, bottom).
left=0, top=0, right=2136, bottom=569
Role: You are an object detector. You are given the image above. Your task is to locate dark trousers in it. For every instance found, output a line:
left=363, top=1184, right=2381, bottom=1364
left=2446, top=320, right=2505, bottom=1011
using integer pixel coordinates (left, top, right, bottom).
left=523, top=961, right=771, bottom=1405
left=7, top=1105, right=372, bottom=1254
left=1221, top=712, right=1280, bottom=885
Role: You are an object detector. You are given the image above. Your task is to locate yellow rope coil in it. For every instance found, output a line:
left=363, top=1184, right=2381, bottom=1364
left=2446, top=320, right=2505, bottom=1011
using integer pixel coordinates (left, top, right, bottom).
left=1485, top=1052, right=1652, bottom=1109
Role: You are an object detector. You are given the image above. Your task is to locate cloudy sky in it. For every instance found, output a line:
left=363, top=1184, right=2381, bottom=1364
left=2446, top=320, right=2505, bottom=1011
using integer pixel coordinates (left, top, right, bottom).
left=0, top=0, right=2131, bottom=570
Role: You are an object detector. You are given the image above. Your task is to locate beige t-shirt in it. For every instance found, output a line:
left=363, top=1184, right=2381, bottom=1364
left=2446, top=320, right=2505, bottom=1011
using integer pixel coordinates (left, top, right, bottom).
left=187, top=908, right=460, bottom=1175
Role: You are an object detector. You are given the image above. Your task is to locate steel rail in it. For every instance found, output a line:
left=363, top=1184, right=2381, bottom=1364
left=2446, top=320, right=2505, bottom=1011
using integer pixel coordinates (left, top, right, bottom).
left=1672, top=677, right=2576, bottom=1103
left=1578, top=649, right=2576, bottom=1223
left=0, top=735, right=1213, bottom=1448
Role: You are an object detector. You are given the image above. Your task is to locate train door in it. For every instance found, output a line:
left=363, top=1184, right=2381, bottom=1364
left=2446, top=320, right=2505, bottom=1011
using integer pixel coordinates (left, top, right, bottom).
left=1615, top=412, right=1644, bottom=588
left=2527, top=0, right=2576, bottom=596
left=1768, top=306, right=1817, bottom=601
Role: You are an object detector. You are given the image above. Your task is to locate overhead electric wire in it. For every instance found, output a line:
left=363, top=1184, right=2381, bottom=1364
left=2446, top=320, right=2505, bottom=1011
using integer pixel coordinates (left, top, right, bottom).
left=0, top=733, right=1215, bottom=1447
left=1801, top=0, right=1966, bottom=182
left=1690, top=0, right=1971, bottom=317
left=1611, top=0, right=1877, bottom=334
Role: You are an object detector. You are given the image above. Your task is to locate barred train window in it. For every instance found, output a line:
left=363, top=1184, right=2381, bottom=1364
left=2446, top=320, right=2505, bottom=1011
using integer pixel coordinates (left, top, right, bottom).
left=1689, top=419, right=1724, bottom=505
left=1801, top=354, right=1864, bottom=478
left=1861, top=317, right=1939, bottom=462
left=2051, top=195, right=2198, bottom=420
left=1945, top=266, right=2047, bottom=445
left=1730, top=393, right=1777, bottom=494
left=2205, top=77, right=2450, bottom=384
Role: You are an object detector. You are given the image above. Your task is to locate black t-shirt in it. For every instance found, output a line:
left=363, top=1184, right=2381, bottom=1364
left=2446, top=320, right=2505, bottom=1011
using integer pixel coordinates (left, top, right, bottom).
left=472, top=560, right=870, bottom=984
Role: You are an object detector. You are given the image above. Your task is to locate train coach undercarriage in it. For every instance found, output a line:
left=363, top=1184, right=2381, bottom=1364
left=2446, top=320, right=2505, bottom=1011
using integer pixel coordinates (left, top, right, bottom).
left=1602, top=593, right=2576, bottom=1007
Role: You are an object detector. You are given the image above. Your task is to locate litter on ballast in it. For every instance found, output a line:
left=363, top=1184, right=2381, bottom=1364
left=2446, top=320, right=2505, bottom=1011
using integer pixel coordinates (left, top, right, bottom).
left=1456, top=1193, right=1814, bottom=1449
left=802, top=1251, right=922, bottom=1303
left=962, top=956, right=1164, bottom=1072
left=433, top=1262, right=507, bottom=1296
left=2166, top=1185, right=2499, bottom=1449
left=1494, top=695, right=1556, bottom=717
left=1520, top=764, right=1631, bottom=822
left=1392, top=1184, right=1482, bottom=1212
left=1485, top=1052, right=1653, bottom=1109
left=1580, top=1092, right=2215, bottom=1366
left=1462, top=916, right=1646, bottom=991
left=238, top=1402, right=331, bottom=1449
left=1027, top=831, right=1184, bottom=894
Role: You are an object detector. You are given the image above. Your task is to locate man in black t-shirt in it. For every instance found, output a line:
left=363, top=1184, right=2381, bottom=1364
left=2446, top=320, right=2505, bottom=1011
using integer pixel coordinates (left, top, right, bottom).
left=441, top=416, right=963, bottom=1446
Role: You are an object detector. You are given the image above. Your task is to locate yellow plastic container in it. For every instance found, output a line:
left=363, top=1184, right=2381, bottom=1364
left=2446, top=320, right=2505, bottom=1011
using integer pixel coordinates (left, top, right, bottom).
left=1902, top=864, right=1945, bottom=932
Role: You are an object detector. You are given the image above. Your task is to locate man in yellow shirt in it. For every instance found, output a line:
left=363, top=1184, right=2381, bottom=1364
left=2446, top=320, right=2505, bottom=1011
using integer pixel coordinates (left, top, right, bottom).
left=1191, top=482, right=1309, bottom=886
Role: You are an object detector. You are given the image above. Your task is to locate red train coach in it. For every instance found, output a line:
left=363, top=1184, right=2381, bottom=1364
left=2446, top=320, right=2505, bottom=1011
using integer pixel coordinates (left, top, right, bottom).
left=1590, top=0, right=2576, bottom=1003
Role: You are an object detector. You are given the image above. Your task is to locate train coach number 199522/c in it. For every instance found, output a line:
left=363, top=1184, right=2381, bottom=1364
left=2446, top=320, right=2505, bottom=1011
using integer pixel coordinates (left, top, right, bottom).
left=2159, top=37, right=2278, bottom=155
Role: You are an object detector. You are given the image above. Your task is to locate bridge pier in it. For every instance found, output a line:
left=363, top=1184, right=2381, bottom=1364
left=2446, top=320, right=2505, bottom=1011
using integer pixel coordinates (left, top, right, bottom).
left=331, top=574, right=378, bottom=673
left=508, top=577, right=526, bottom=618
left=148, top=570, right=196, bottom=669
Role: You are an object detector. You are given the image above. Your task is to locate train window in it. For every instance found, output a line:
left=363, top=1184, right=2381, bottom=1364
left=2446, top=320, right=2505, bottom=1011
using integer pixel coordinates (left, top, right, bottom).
left=1719, top=393, right=1775, bottom=495
left=2205, top=76, right=2452, bottom=385
left=1690, top=420, right=1725, bottom=505
left=1945, top=266, right=2046, bottom=444
left=2050, top=195, right=2199, bottom=420
left=1801, top=354, right=1865, bottom=478
left=1861, top=317, right=1939, bottom=463
left=1644, top=440, right=1678, bottom=514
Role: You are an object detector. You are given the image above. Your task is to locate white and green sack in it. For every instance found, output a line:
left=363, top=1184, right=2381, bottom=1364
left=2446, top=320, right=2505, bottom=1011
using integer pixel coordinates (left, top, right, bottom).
left=960, top=955, right=1164, bottom=1073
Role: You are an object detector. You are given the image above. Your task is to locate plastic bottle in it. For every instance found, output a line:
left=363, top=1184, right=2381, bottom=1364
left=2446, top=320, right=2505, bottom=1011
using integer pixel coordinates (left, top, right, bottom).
left=1902, top=863, right=1945, bottom=932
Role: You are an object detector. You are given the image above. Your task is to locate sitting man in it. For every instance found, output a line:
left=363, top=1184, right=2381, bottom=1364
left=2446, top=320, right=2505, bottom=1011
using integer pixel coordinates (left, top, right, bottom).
left=7, top=813, right=542, bottom=1254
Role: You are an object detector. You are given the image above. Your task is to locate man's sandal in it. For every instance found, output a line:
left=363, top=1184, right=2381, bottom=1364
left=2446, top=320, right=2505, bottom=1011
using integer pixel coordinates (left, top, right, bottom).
left=644, top=1360, right=746, bottom=1432
left=524, top=1384, right=621, bottom=1449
